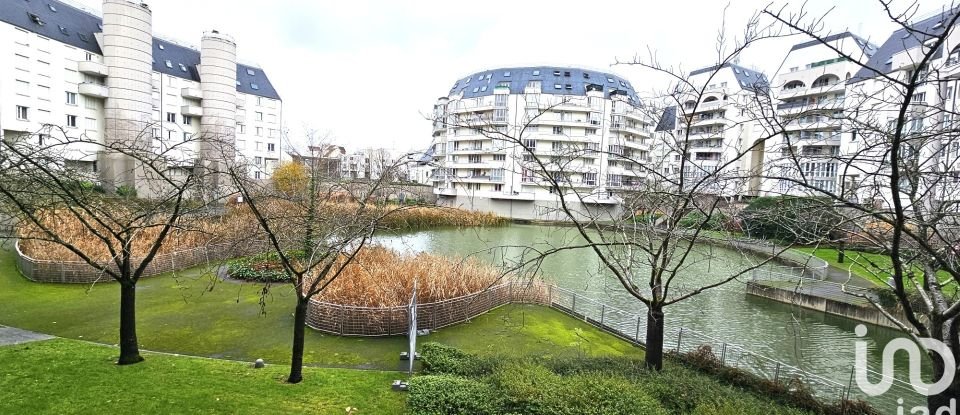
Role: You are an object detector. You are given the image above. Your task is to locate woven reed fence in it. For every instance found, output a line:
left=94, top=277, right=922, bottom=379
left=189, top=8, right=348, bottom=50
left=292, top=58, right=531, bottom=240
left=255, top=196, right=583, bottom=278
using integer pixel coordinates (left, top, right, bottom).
left=306, top=281, right=549, bottom=336
left=14, top=240, right=262, bottom=284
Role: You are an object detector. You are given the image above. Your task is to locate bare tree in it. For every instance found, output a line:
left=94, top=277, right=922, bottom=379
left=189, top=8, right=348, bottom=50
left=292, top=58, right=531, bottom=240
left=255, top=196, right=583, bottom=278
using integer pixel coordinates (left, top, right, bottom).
left=762, top=3, right=960, bottom=408
left=223, top=128, right=419, bottom=383
left=428, top=11, right=815, bottom=371
left=0, top=123, right=224, bottom=364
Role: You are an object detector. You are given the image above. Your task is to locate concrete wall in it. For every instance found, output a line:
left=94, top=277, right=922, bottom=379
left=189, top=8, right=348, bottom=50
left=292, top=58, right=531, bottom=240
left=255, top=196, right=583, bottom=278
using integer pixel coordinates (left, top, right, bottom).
left=437, top=194, right=622, bottom=222
left=746, top=281, right=909, bottom=330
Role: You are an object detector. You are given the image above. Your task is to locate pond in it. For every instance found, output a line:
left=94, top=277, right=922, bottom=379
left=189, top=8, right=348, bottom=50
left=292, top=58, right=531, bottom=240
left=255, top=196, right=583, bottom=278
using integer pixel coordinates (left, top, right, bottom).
left=376, top=224, right=929, bottom=411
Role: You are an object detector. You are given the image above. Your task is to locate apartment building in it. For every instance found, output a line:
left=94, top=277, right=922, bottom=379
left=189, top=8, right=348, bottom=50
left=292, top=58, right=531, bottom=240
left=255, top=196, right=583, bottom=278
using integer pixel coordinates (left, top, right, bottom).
left=841, top=10, right=960, bottom=207
left=765, top=32, right=876, bottom=196
left=429, top=66, right=653, bottom=220
left=654, top=63, right=769, bottom=199
left=0, top=0, right=282, bottom=193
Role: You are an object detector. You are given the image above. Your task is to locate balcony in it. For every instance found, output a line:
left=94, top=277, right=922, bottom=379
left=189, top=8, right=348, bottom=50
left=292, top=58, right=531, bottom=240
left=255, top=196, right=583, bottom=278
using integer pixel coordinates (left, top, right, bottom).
left=236, top=113, right=246, bottom=123
left=490, top=191, right=536, bottom=201
left=236, top=97, right=246, bottom=108
left=579, top=192, right=622, bottom=205
left=435, top=187, right=457, bottom=196
left=78, top=82, right=108, bottom=98
left=181, top=105, right=203, bottom=117
left=77, top=60, right=108, bottom=77
left=181, top=87, right=203, bottom=100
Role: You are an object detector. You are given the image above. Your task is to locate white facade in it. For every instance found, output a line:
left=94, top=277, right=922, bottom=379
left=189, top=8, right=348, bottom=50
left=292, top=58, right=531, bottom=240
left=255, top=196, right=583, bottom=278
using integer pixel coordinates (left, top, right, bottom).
left=429, top=67, right=652, bottom=220
left=765, top=33, right=875, bottom=197
left=0, top=0, right=282, bottom=190
left=654, top=64, right=769, bottom=198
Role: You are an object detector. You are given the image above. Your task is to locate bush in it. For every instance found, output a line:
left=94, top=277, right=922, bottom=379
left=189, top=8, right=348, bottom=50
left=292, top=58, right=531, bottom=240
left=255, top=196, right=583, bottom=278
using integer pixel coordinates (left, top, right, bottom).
left=225, top=252, right=291, bottom=282
left=419, top=342, right=496, bottom=376
left=494, top=362, right=667, bottom=415
left=407, top=375, right=502, bottom=415
left=740, top=196, right=840, bottom=243
left=115, top=185, right=137, bottom=198
left=678, top=210, right=727, bottom=231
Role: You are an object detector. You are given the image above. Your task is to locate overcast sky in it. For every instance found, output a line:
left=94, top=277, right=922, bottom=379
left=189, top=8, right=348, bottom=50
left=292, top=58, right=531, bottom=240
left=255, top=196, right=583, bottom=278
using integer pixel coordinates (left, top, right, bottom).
left=73, top=0, right=947, bottom=153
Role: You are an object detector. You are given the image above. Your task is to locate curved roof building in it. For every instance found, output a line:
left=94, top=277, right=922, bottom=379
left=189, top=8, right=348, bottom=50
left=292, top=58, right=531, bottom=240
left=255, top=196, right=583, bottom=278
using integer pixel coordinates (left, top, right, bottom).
left=447, top=66, right=639, bottom=103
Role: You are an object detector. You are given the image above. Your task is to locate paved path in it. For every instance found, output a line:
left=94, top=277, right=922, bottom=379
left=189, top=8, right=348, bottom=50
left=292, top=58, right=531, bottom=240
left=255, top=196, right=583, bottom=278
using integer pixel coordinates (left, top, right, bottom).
left=0, top=325, right=54, bottom=346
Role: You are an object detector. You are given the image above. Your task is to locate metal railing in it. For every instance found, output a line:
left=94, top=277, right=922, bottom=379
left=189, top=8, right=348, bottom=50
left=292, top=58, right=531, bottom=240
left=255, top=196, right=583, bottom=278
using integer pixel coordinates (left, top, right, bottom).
left=542, top=284, right=855, bottom=406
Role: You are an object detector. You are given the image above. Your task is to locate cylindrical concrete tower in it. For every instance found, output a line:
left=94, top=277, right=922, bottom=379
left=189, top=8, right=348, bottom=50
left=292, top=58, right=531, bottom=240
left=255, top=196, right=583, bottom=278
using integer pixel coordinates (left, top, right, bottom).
left=199, top=30, right=237, bottom=158
left=100, top=0, right=154, bottom=191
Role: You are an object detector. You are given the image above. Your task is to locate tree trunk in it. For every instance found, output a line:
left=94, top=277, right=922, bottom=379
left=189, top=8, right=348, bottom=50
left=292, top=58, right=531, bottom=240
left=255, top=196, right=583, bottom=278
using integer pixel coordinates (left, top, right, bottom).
left=927, top=354, right=959, bottom=412
left=287, top=298, right=308, bottom=384
left=644, top=306, right=665, bottom=371
left=116, top=281, right=143, bottom=365
left=837, top=240, right=845, bottom=264
left=927, top=321, right=959, bottom=413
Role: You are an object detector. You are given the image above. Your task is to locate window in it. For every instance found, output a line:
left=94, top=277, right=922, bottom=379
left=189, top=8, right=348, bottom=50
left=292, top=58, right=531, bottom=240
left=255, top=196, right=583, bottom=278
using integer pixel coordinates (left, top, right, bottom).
left=166, top=112, right=176, bottom=122
left=183, top=132, right=191, bottom=141
left=267, top=143, right=275, bottom=152
left=254, top=156, right=263, bottom=165
left=554, top=84, right=562, bottom=89
left=152, top=128, right=161, bottom=139
left=522, top=139, right=536, bottom=148
left=255, top=112, right=264, bottom=121
left=255, top=127, right=263, bottom=136
left=493, top=154, right=506, bottom=161
left=168, top=130, right=174, bottom=140
left=552, top=126, right=564, bottom=135
left=257, top=97, right=263, bottom=106
left=504, top=71, right=511, bottom=77
left=237, top=123, right=246, bottom=134
left=586, top=128, right=597, bottom=135
left=250, top=83, right=259, bottom=90
left=16, top=106, right=28, bottom=120
left=85, top=52, right=93, bottom=61
left=494, top=184, right=503, bottom=192
left=247, top=68, right=256, bottom=76
left=66, top=91, right=77, bottom=105
left=66, top=115, right=77, bottom=127
left=178, top=63, right=187, bottom=72
left=164, top=60, right=173, bottom=68
left=183, top=115, right=192, bottom=125
left=532, top=70, right=540, bottom=76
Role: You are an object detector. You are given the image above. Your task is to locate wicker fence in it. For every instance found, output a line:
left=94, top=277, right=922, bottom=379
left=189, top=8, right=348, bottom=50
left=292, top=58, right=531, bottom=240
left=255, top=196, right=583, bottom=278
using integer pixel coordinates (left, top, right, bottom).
left=14, top=240, right=261, bottom=284
left=306, top=281, right=549, bottom=336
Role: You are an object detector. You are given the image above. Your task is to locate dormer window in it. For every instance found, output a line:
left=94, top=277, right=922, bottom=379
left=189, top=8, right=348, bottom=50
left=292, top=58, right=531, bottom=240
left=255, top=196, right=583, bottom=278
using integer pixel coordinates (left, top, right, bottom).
left=164, top=60, right=173, bottom=68
left=49, top=4, right=57, bottom=12
left=29, top=13, right=43, bottom=25
left=158, top=43, right=165, bottom=50
left=247, top=68, right=256, bottom=76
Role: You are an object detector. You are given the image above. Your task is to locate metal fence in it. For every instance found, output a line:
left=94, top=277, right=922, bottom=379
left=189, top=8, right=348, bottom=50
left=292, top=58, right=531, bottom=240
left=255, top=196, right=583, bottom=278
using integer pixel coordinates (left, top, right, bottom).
left=543, top=284, right=858, bottom=406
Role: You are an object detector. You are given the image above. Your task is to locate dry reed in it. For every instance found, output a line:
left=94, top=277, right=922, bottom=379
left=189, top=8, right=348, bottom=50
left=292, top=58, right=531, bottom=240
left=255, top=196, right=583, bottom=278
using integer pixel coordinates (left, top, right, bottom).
left=314, top=246, right=502, bottom=308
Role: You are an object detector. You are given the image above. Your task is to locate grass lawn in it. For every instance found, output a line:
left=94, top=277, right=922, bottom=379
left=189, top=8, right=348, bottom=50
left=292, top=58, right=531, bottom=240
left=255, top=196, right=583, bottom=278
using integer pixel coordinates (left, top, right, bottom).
left=0, top=338, right=405, bottom=414
left=794, top=246, right=958, bottom=295
left=0, top=248, right=641, bottom=369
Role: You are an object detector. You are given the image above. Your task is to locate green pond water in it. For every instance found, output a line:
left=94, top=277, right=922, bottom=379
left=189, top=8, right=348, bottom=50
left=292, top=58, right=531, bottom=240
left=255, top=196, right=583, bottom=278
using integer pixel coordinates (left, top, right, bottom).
left=377, top=224, right=932, bottom=412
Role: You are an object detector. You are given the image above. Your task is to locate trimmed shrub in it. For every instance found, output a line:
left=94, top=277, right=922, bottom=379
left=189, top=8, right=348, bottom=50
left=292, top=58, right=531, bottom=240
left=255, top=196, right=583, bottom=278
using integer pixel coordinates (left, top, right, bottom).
left=740, top=196, right=840, bottom=243
left=493, top=362, right=668, bottom=415
left=407, top=375, right=502, bottom=415
left=419, top=342, right=496, bottom=376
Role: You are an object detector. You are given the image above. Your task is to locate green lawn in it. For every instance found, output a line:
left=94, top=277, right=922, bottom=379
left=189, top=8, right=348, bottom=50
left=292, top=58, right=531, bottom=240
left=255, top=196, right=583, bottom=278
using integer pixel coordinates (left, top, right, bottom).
left=0, top=339, right=405, bottom=414
left=794, top=246, right=958, bottom=295
left=0, top=248, right=641, bottom=369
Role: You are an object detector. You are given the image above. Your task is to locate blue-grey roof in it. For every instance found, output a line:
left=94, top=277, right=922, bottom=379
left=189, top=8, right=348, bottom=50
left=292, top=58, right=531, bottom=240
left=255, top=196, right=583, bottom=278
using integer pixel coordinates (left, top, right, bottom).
left=850, top=11, right=953, bottom=84
left=449, top=66, right=639, bottom=103
left=690, top=63, right=769, bottom=90
left=1, top=0, right=280, bottom=100
left=655, top=106, right=677, bottom=132
left=790, top=31, right=877, bottom=54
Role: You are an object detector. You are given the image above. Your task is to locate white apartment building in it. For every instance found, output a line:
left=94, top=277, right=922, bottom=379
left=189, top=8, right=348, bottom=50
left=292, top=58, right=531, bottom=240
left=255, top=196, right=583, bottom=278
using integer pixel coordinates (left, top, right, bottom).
left=654, top=63, right=769, bottom=199
left=429, top=66, right=653, bottom=220
left=0, top=0, right=282, bottom=192
left=340, top=148, right=396, bottom=180
left=764, top=32, right=876, bottom=197
left=841, top=10, right=960, bottom=207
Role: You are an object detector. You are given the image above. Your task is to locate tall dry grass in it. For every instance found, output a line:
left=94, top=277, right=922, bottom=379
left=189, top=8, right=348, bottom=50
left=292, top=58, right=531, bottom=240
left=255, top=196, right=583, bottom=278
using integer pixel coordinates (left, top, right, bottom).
left=17, top=208, right=253, bottom=262
left=314, top=246, right=502, bottom=307
left=18, top=202, right=504, bottom=262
